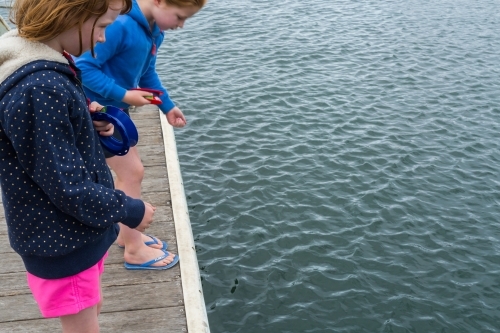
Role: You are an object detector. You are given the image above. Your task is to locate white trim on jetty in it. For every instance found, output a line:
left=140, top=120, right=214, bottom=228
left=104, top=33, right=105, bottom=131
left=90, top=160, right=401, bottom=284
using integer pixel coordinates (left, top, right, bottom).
left=161, top=111, right=211, bottom=333
left=0, top=15, right=9, bottom=35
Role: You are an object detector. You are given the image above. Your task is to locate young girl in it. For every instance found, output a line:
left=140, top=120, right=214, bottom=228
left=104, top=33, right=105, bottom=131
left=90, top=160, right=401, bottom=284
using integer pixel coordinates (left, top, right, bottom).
left=0, top=0, right=158, bottom=331
left=75, top=0, right=206, bottom=270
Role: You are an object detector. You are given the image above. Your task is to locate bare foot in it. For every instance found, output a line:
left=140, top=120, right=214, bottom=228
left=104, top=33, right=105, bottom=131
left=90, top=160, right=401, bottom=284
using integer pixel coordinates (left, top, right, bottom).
left=117, top=233, right=166, bottom=250
left=123, top=244, right=177, bottom=268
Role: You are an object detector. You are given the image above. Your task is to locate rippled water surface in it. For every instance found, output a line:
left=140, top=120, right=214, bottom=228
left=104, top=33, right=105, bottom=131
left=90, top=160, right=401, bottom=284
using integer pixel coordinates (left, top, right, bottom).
left=159, top=1, right=500, bottom=332
left=4, top=1, right=500, bottom=331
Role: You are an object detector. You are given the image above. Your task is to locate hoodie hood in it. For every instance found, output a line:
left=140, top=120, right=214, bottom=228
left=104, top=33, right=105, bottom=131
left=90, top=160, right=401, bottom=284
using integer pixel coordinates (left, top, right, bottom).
left=0, top=29, right=68, bottom=84
left=128, top=0, right=162, bottom=38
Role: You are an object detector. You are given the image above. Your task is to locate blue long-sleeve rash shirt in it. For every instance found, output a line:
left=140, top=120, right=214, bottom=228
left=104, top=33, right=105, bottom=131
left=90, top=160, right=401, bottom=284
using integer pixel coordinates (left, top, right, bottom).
left=75, top=0, right=176, bottom=113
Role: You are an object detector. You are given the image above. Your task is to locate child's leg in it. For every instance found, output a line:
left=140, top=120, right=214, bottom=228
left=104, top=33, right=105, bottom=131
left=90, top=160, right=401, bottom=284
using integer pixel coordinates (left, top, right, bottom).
left=60, top=270, right=104, bottom=332
left=60, top=306, right=100, bottom=333
left=107, top=147, right=176, bottom=267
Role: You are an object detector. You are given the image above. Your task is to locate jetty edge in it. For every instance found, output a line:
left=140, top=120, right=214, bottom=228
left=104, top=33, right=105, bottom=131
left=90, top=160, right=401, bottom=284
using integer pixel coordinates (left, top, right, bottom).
left=161, top=111, right=211, bottom=333
left=0, top=13, right=9, bottom=34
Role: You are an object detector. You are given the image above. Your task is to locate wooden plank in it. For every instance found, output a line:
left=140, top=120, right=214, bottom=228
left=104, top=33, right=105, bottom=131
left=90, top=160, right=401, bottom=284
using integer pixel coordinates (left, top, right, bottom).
left=0, top=308, right=187, bottom=333
left=0, top=262, right=181, bottom=297
left=0, top=208, right=172, bottom=236
left=135, top=131, right=164, bottom=146
left=98, top=308, right=187, bottom=333
left=0, top=318, right=62, bottom=333
left=0, top=220, right=176, bottom=254
left=0, top=235, right=181, bottom=296
left=0, top=251, right=25, bottom=272
left=0, top=263, right=184, bottom=321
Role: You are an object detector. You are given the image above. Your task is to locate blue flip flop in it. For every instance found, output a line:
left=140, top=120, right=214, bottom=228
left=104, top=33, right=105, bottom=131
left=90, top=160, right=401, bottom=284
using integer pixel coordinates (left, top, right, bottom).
left=117, top=234, right=168, bottom=251
left=124, top=252, right=179, bottom=270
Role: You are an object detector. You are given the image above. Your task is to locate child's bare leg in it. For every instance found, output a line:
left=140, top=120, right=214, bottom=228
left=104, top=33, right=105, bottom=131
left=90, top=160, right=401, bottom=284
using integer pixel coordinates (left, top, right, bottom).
left=110, top=147, right=164, bottom=248
left=107, top=147, right=175, bottom=266
left=61, top=259, right=105, bottom=332
left=60, top=305, right=100, bottom=333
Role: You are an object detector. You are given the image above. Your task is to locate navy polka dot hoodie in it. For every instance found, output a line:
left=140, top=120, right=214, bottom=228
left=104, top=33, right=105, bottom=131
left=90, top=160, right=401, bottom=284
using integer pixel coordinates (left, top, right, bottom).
left=0, top=30, right=146, bottom=279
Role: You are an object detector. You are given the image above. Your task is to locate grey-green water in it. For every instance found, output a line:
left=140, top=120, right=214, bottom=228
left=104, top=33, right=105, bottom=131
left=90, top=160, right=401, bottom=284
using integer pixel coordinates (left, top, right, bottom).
left=4, top=0, right=500, bottom=331
left=160, top=1, right=500, bottom=332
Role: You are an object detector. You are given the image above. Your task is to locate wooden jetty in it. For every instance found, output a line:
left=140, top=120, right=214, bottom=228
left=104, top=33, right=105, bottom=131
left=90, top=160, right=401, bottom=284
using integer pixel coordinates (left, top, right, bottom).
left=0, top=105, right=210, bottom=332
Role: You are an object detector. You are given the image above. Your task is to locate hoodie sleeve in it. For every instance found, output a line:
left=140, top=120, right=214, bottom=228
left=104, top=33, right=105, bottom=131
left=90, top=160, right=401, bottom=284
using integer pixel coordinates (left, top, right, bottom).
left=75, top=21, right=128, bottom=103
left=2, top=80, right=144, bottom=229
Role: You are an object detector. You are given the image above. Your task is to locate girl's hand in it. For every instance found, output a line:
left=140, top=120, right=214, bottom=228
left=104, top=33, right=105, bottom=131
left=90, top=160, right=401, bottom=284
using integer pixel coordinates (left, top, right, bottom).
left=122, top=90, right=155, bottom=106
left=93, top=119, right=114, bottom=136
left=89, top=101, right=114, bottom=136
left=88, top=101, right=104, bottom=113
left=166, top=106, right=187, bottom=128
left=136, top=202, right=156, bottom=232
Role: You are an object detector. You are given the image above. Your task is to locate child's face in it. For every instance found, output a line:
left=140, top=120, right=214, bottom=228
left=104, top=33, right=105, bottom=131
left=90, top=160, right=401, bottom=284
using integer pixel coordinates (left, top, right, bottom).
left=65, top=0, right=124, bottom=56
left=152, top=2, right=200, bottom=31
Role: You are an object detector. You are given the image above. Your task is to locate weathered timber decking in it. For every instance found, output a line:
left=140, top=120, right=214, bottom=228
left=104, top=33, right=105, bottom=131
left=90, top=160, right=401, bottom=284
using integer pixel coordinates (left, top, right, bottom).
left=0, top=105, right=209, bottom=332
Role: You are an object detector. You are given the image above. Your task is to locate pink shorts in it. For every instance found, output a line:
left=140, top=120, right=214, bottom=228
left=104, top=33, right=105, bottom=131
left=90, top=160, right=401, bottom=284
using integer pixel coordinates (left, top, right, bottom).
left=26, top=252, right=108, bottom=318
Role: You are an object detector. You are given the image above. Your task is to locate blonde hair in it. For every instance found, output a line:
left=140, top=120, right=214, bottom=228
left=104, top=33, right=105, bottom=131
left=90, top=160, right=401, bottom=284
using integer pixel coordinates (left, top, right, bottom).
left=164, top=0, right=207, bottom=8
left=10, top=0, right=132, bottom=55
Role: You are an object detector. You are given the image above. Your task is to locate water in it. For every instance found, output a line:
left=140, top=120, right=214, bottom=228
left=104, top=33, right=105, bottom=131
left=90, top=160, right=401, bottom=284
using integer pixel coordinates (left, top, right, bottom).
left=160, top=1, right=500, bottom=332
left=3, top=1, right=500, bottom=331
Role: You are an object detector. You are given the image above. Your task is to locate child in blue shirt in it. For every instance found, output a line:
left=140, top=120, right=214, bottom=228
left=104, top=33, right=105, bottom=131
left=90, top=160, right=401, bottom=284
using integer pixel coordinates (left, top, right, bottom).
left=76, top=0, right=206, bottom=270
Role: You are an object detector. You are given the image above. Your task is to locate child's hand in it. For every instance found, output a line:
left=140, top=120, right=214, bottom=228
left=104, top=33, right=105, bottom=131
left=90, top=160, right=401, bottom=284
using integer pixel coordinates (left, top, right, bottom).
left=89, top=101, right=114, bottom=137
left=93, top=120, right=114, bottom=136
left=166, top=106, right=187, bottom=128
left=135, top=202, right=156, bottom=232
left=123, top=89, right=156, bottom=106
left=88, top=101, right=104, bottom=112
